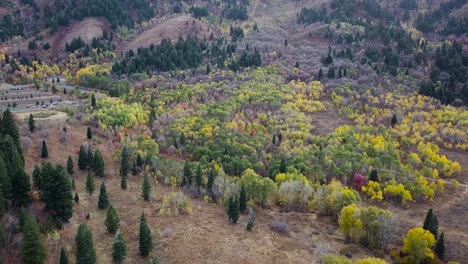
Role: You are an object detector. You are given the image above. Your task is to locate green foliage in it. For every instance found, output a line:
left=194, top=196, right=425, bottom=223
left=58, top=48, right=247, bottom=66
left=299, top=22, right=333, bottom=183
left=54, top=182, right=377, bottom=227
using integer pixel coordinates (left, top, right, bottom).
left=94, top=98, right=148, bottom=129
left=93, top=149, right=105, bottom=178
left=91, top=93, right=96, bottom=108
left=98, top=182, right=109, bottom=209
left=120, top=147, right=130, bottom=177
left=321, top=254, right=353, bottom=264
left=240, top=169, right=277, bottom=207
left=32, top=164, right=41, bottom=191
left=226, top=195, right=240, bottom=224
left=142, top=175, right=151, bottom=201
left=28, top=114, right=35, bottom=133
left=76, top=224, right=96, bottom=264
left=78, top=145, right=87, bottom=170
left=207, top=168, right=215, bottom=193
left=369, top=169, right=379, bottom=182
left=86, top=173, right=95, bottom=196
left=41, top=163, right=73, bottom=222
left=67, top=156, right=74, bottom=175
left=246, top=208, right=255, bottom=231
left=87, top=127, right=92, bottom=139
left=239, top=185, right=247, bottom=213
left=105, top=206, right=120, bottom=234
left=112, top=233, right=127, bottom=262
left=59, top=248, right=69, bottom=264
left=195, top=164, right=203, bottom=187
left=313, top=180, right=361, bottom=217
left=182, top=161, right=192, bottom=187
left=139, top=213, right=153, bottom=257
left=423, top=208, right=438, bottom=238
left=11, top=169, right=31, bottom=208
left=41, top=140, right=48, bottom=158
left=435, top=232, right=445, bottom=261
left=75, top=192, right=80, bottom=203
left=21, top=214, right=47, bottom=264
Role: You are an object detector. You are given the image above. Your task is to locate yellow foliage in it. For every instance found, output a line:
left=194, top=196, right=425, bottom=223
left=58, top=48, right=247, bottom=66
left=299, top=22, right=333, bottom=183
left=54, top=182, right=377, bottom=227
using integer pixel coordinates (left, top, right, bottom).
left=403, top=227, right=436, bottom=263
left=355, top=258, right=387, bottom=264
left=361, top=181, right=383, bottom=201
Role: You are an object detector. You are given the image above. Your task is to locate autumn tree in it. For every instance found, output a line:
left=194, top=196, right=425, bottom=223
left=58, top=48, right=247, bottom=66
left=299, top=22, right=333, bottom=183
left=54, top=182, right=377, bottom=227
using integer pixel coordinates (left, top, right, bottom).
left=76, top=224, right=96, bottom=264
left=339, top=203, right=362, bottom=242
left=402, top=227, right=436, bottom=263
left=105, top=206, right=120, bottom=234
left=139, top=213, right=153, bottom=257
left=98, top=182, right=109, bottom=209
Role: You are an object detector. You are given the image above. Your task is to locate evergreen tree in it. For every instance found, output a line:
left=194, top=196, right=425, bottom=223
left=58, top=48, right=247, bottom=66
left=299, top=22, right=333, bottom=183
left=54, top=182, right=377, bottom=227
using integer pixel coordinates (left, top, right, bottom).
left=59, top=247, right=69, bottom=264
left=120, top=147, right=129, bottom=177
left=0, top=156, right=10, bottom=203
left=132, top=160, right=138, bottom=176
left=28, top=114, right=35, bottom=133
left=423, top=208, right=438, bottom=237
left=142, top=175, right=151, bottom=201
left=139, top=213, right=153, bottom=257
left=71, top=178, right=76, bottom=190
left=136, top=153, right=144, bottom=168
left=195, top=164, right=203, bottom=187
left=318, top=68, right=323, bottom=80
left=78, top=145, right=87, bottom=170
left=105, top=206, right=120, bottom=234
left=75, top=224, right=96, bottom=264
left=207, top=168, right=215, bottom=193
left=75, top=192, right=80, bottom=203
left=121, top=174, right=127, bottom=190
left=98, top=182, right=109, bottom=209
left=91, top=93, right=96, bottom=108
left=369, top=169, right=379, bottom=182
left=21, top=215, right=47, bottom=264
left=227, top=196, right=240, bottom=224
left=391, top=114, right=398, bottom=127
left=41, top=140, right=48, bottom=158
left=87, top=127, right=92, bottom=140
left=32, top=164, right=41, bottom=191
left=435, top=232, right=445, bottom=260
left=182, top=161, right=192, bottom=186
left=67, top=156, right=74, bottom=175
left=86, top=173, right=95, bottom=196
left=179, top=132, right=186, bottom=146
left=1, top=109, right=22, bottom=155
left=11, top=170, right=31, bottom=208
left=86, top=147, right=94, bottom=170
left=42, top=164, right=73, bottom=222
left=93, top=150, right=105, bottom=178
left=239, top=185, right=247, bottom=213
left=279, top=158, right=286, bottom=173
left=246, top=208, right=255, bottom=231
left=112, top=233, right=127, bottom=262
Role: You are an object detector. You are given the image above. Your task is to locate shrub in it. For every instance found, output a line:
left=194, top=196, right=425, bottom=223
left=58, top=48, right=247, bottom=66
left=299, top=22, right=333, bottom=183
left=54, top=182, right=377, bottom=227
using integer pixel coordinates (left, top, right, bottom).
left=160, top=192, right=192, bottom=216
left=270, top=221, right=289, bottom=234
left=321, top=254, right=353, bottom=264
left=355, top=257, right=387, bottom=264
left=277, top=180, right=313, bottom=211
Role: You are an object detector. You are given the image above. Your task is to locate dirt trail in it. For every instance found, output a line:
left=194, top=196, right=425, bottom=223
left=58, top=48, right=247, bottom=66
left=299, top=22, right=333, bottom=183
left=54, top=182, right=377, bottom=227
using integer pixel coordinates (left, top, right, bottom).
left=310, top=101, right=353, bottom=135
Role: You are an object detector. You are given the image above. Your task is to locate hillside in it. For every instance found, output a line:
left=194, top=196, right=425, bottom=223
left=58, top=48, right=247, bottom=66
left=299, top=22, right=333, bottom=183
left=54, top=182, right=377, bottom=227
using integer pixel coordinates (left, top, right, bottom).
left=0, top=0, right=467, bottom=264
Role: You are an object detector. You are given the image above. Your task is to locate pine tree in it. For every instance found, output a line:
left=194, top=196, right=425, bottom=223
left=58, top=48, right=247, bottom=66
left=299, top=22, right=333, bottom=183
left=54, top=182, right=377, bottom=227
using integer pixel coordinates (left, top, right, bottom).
left=87, top=127, right=92, bottom=140
left=71, top=178, right=76, bottom=190
left=86, top=173, right=95, bottom=196
left=132, top=160, right=138, bottom=176
left=226, top=196, right=240, bottom=224
left=78, top=145, right=87, bottom=170
left=239, top=185, right=247, bottom=213
left=91, top=93, right=96, bottom=108
left=435, top=232, right=445, bottom=260
left=86, top=147, right=94, bottom=170
left=59, top=247, right=69, bottom=264
left=195, top=164, right=203, bottom=187
left=179, top=132, right=186, bottom=146
left=120, top=147, right=129, bottom=177
left=66, top=156, right=74, bottom=175
left=2, top=109, right=22, bottom=155
left=246, top=208, right=255, bottom=231
left=41, top=164, right=73, bottom=222
left=369, top=169, right=379, bottom=182
left=423, top=208, right=438, bottom=237
left=391, top=114, right=398, bottom=127
left=32, top=164, right=41, bottom=191
left=279, top=158, right=286, bottom=173
left=28, top=114, right=35, bottom=133
left=112, top=233, right=127, bottom=262
left=139, top=213, right=153, bottom=257
left=207, top=168, right=215, bottom=193
left=93, top=150, right=105, bottom=178
left=75, top=224, right=96, bottom=264
left=41, top=140, right=48, bottom=158
left=136, top=153, right=144, bottom=168
left=105, top=206, right=120, bottom=234
left=11, top=170, right=31, bottom=208
left=142, top=175, right=151, bottom=201
left=21, top=215, right=47, bottom=264
left=98, top=182, right=109, bottom=209
left=318, top=68, right=323, bottom=80
left=75, top=192, right=80, bottom=203
left=182, top=161, right=192, bottom=187
left=121, top=174, right=127, bottom=190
